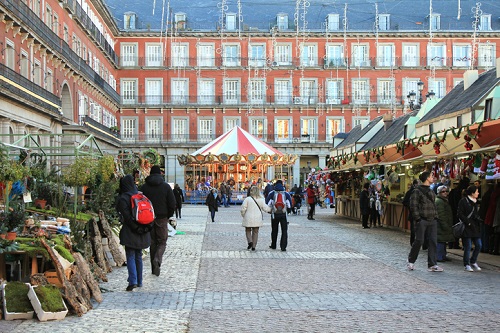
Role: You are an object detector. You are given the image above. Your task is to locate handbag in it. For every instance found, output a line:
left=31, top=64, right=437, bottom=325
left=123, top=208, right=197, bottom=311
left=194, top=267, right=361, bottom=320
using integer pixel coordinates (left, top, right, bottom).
left=452, top=207, right=474, bottom=238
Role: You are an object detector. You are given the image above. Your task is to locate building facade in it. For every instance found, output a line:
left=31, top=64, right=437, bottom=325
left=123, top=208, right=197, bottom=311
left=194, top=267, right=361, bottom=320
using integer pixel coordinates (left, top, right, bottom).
left=1, top=0, right=500, bottom=187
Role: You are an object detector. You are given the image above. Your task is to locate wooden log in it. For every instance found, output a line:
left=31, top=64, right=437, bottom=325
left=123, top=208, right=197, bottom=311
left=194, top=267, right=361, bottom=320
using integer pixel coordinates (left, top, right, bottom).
left=88, top=257, right=108, bottom=283
left=91, top=218, right=111, bottom=273
left=40, top=239, right=88, bottom=316
left=98, top=210, right=126, bottom=267
left=73, top=252, right=103, bottom=303
left=70, top=265, right=93, bottom=310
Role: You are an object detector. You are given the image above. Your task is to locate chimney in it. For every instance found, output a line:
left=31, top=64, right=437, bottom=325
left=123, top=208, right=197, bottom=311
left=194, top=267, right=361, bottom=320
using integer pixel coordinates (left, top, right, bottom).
left=383, top=113, right=393, bottom=131
left=463, top=70, right=479, bottom=90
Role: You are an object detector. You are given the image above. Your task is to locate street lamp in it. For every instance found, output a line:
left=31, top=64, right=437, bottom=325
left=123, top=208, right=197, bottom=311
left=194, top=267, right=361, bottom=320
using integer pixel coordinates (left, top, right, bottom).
left=407, top=80, right=426, bottom=111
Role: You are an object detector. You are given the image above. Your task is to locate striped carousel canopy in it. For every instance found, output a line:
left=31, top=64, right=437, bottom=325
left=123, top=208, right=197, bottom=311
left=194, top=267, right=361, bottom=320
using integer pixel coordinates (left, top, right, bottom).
left=192, top=126, right=283, bottom=156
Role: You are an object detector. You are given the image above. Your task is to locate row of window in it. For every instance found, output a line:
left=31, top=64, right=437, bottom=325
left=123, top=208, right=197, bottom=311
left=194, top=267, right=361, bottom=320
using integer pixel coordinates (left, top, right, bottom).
left=119, top=116, right=360, bottom=144
left=78, top=92, right=117, bottom=128
left=120, top=77, right=454, bottom=106
left=120, top=42, right=497, bottom=69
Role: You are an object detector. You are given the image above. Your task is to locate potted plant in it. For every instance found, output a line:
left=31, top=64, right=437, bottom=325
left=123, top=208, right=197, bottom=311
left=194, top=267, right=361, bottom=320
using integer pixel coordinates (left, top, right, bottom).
left=28, top=284, right=68, bottom=321
left=1, top=203, right=27, bottom=240
left=2, top=281, right=34, bottom=320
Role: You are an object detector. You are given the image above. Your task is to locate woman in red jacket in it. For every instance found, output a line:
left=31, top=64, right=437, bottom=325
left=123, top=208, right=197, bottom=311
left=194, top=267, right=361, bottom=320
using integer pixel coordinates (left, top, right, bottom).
left=306, top=184, right=317, bottom=220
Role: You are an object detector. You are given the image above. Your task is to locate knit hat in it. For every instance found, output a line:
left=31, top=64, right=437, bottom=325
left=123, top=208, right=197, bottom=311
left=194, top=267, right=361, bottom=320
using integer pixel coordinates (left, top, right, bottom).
left=437, top=185, right=448, bottom=194
left=150, top=165, right=162, bottom=174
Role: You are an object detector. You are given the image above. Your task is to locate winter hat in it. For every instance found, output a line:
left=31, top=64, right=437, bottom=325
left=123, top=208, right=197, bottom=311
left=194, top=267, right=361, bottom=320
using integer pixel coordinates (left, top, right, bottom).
left=150, top=165, right=162, bottom=174
left=437, top=185, right=448, bottom=194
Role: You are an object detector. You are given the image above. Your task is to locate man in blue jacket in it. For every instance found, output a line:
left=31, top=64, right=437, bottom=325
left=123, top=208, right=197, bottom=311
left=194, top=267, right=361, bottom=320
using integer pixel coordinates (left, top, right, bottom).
left=266, top=180, right=292, bottom=251
left=141, top=165, right=176, bottom=276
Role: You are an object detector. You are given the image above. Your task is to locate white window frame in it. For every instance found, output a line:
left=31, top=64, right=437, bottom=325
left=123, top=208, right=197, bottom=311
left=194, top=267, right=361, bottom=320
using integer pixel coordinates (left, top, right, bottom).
left=428, top=78, right=446, bottom=98
left=224, top=117, right=240, bottom=132
left=479, top=14, right=491, bottom=31
left=275, top=118, right=291, bottom=143
left=121, top=117, right=137, bottom=142
left=402, top=43, right=419, bottom=67
left=223, top=79, right=240, bottom=104
left=402, top=79, right=423, bottom=104
left=378, top=14, right=390, bottom=31
left=198, top=43, right=215, bottom=67
left=145, top=78, right=163, bottom=105
left=300, top=44, right=317, bottom=67
left=352, top=116, right=369, bottom=128
left=171, top=79, right=189, bottom=104
left=427, top=43, right=446, bottom=67
left=298, top=79, right=316, bottom=105
left=198, top=79, right=215, bottom=104
left=352, top=79, right=370, bottom=104
left=121, top=79, right=137, bottom=104
left=198, top=118, right=214, bottom=142
left=377, top=44, right=395, bottom=67
left=45, top=69, right=53, bottom=93
left=33, top=60, right=42, bottom=86
left=4, top=40, right=15, bottom=70
left=326, top=79, right=343, bottom=104
left=325, top=44, right=345, bottom=67
left=327, top=14, right=340, bottom=31
left=478, top=43, right=496, bottom=68
left=146, top=43, right=163, bottom=67
left=378, top=79, right=395, bottom=105
left=277, top=13, right=288, bottom=31
left=430, top=14, right=440, bottom=30
left=351, top=44, right=370, bottom=67
left=274, top=44, right=292, bottom=66
left=300, top=118, right=317, bottom=143
left=146, top=118, right=162, bottom=142
left=19, top=52, right=29, bottom=78
left=453, top=44, right=472, bottom=67
left=225, top=13, right=237, bottom=31
left=121, top=43, right=138, bottom=67
left=275, top=79, right=292, bottom=104
left=172, top=118, right=188, bottom=143
left=223, top=44, right=240, bottom=67
left=326, top=117, right=344, bottom=142
left=249, top=44, right=266, bottom=67
left=248, top=79, right=266, bottom=104
left=171, top=43, right=189, bottom=67
left=249, top=118, right=267, bottom=139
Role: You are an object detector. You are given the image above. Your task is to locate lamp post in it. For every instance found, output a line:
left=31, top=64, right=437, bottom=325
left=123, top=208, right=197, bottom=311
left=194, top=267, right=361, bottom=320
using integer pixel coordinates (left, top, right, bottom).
left=406, top=80, right=434, bottom=111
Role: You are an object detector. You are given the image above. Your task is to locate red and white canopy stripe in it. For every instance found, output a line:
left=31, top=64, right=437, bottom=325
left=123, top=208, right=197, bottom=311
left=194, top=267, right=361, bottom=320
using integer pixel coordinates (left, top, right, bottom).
left=192, top=126, right=283, bottom=156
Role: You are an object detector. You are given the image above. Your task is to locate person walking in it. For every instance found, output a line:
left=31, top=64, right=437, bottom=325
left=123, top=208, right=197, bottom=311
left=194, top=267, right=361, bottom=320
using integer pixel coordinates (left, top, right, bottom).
left=116, top=175, right=151, bottom=291
left=402, top=179, right=419, bottom=245
left=240, top=185, right=271, bottom=251
left=140, top=165, right=176, bottom=277
left=266, top=180, right=292, bottom=251
left=458, top=185, right=483, bottom=272
left=407, top=171, right=444, bottom=272
left=306, top=183, right=317, bottom=220
left=360, top=182, right=370, bottom=229
left=435, top=185, right=454, bottom=262
left=173, top=184, right=184, bottom=219
left=206, top=188, right=221, bottom=222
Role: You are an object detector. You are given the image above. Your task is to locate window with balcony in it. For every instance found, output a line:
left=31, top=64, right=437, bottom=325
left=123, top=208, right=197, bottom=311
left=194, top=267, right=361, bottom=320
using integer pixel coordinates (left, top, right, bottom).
left=378, top=14, right=390, bottom=31
left=249, top=44, right=265, bottom=67
left=121, top=80, right=137, bottom=104
left=172, top=118, right=188, bottom=142
left=275, top=118, right=290, bottom=143
left=146, top=44, right=162, bottom=67
left=327, top=14, right=340, bottom=31
left=428, top=78, right=446, bottom=98
left=45, top=70, right=53, bottom=93
left=378, top=79, right=395, bottom=104
left=122, top=118, right=137, bottom=142
left=121, top=44, right=137, bottom=66
left=479, top=14, right=491, bottom=31
left=199, top=119, right=214, bottom=142
left=224, top=118, right=240, bottom=132
left=89, top=102, right=101, bottom=122
left=325, top=44, right=344, bottom=67
left=45, top=6, right=52, bottom=28
left=301, top=118, right=317, bottom=143
left=274, top=44, right=292, bottom=66
left=377, top=44, right=395, bottom=67
left=326, top=118, right=343, bottom=142
left=172, top=43, right=189, bottom=67
left=53, top=14, right=59, bottom=35
left=4, top=42, right=15, bottom=70
left=478, top=43, right=495, bottom=67
left=351, top=44, right=369, bottom=67
left=430, top=14, right=440, bottom=30
left=453, top=44, right=471, bottom=67
left=171, top=79, right=188, bottom=104
left=402, top=44, right=419, bottom=67
left=299, top=79, right=316, bottom=104
left=19, top=53, right=29, bottom=78
left=146, top=118, right=161, bottom=142
left=403, top=79, right=422, bottom=103
left=249, top=118, right=266, bottom=139
left=223, top=79, right=240, bottom=104
left=352, top=79, right=369, bottom=104
left=223, top=44, right=240, bottom=67
left=33, top=61, right=41, bottom=86
left=275, top=79, right=291, bottom=104
left=427, top=44, right=446, bottom=67
left=198, top=79, right=215, bottom=104
left=198, top=44, right=215, bottom=67
left=78, top=94, right=88, bottom=124
left=300, top=44, right=317, bottom=67
left=248, top=79, right=265, bottom=104
left=33, top=0, right=40, bottom=17
left=63, top=25, right=69, bottom=43
left=326, top=79, right=343, bottom=104
left=145, top=79, right=162, bottom=105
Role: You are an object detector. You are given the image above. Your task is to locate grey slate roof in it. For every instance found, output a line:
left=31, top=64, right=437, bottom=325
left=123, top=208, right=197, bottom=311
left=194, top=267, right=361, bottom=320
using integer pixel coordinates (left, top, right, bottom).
left=335, top=116, right=383, bottom=149
left=362, top=111, right=417, bottom=150
left=418, top=68, right=500, bottom=123
left=104, top=0, right=500, bottom=32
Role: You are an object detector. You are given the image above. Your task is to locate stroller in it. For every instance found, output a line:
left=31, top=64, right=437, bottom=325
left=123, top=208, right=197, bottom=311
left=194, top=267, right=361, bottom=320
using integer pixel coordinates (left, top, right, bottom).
left=292, top=193, right=303, bottom=215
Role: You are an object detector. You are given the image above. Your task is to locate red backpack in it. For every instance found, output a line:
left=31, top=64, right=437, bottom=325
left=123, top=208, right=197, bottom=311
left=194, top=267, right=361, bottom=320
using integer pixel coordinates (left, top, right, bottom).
left=130, top=192, right=155, bottom=224
left=273, top=191, right=286, bottom=214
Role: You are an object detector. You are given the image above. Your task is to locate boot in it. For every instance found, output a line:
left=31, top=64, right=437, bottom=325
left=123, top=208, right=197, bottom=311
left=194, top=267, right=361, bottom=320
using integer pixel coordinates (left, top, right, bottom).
left=247, top=242, right=253, bottom=250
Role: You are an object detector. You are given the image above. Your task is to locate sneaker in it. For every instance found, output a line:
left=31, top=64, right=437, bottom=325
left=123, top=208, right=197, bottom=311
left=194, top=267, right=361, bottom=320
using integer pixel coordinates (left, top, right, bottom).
left=126, top=284, right=137, bottom=291
left=464, top=265, right=474, bottom=272
left=471, top=263, right=482, bottom=271
left=428, top=265, right=444, bottom=272
left=407, top=262, right=415, bottom=271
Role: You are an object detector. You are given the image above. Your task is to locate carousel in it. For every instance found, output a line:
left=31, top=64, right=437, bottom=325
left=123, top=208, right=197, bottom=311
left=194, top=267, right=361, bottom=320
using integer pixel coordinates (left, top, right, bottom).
left=177, top=126, right=297, bottom=190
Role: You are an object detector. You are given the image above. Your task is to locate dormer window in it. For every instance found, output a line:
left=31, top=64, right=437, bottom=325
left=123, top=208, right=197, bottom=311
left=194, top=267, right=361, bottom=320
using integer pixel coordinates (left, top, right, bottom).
left=277, top=13, right=288, bottom=31
left=124, top=12, right=136, bottom=30
left=479, top=14, right=491, bottom=31
left=174, top=12, right=186, bottom=30
left=378, top=14, right=390, bottom=31
left=226, top=13, right=237, bottom=31
left=327, top=14, right=340, bottom=31
left=430, top=13, right=440, bottom=30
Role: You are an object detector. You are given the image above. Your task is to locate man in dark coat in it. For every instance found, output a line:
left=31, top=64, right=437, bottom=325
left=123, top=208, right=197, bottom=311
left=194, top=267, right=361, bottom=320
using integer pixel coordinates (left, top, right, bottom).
left=140, top=165, right=175, bottom=276
left=266, top=180, right=292, bottom=251
left=403, top=179, right=419, bottom=245
left=359, top=182, right=370, bottom=229
left=116, top=175, right=151, bottom=291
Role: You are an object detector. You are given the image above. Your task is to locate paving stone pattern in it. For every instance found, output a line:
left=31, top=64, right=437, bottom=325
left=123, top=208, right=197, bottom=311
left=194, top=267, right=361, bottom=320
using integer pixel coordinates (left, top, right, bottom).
left=1, top=205, right=500, bottom=332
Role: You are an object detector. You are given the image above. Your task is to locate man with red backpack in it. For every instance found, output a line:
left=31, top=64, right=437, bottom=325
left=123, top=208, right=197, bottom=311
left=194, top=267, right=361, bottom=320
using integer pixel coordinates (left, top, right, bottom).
left=265, top=180, right=292, bottom=251
left=140, top=165, right=176, bottom=276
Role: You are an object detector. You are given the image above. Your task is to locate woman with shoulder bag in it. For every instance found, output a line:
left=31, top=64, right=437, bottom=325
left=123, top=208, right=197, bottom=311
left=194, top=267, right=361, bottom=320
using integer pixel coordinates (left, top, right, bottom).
left=457, top=185, right=482, bottom=272
left=240, top=185, right=271, bottom=251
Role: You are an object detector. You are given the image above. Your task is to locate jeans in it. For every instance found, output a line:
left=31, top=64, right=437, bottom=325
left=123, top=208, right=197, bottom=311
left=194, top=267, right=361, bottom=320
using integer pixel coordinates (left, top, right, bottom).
left=463, top=237, right=482, bottom=266
left=125, top=247, right=143, bottom=286
left=150, top=217, right=169, bottom=267
left=270, top=213, right=288, bottom=250
left=408, top=219, right=438, bottom=267
left=210, top=209, right=216, bottom=222
left=437, top=242, right=447, bottom=261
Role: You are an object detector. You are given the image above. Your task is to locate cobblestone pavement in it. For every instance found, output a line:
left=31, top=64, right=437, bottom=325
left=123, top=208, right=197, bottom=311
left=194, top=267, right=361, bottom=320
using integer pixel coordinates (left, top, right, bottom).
left=2, top=205, right=500, bottom=333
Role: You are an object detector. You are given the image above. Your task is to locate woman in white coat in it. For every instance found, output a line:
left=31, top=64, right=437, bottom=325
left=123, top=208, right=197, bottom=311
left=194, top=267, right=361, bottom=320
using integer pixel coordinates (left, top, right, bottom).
left=241, top=185, right=271, bottom=251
